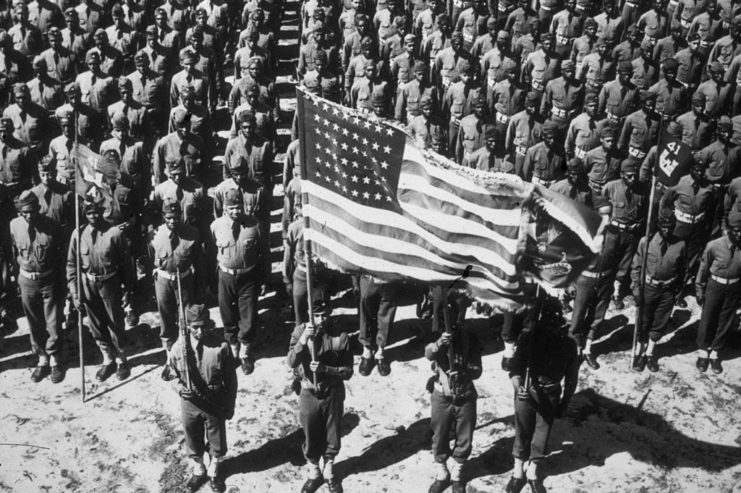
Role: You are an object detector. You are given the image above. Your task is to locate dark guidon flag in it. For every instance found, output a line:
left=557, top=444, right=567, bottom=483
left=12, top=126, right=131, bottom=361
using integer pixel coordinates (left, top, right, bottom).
left=295, top=89, right=604, bottom=308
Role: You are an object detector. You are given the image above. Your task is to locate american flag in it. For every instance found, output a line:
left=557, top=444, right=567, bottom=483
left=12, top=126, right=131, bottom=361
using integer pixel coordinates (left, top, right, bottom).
left=296, top=89, right=601, bottom=306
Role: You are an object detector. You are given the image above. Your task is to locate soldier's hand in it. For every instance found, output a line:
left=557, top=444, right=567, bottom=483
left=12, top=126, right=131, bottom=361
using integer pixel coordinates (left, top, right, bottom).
left=179, top=388, right=196, bottom=400
left=300, top=323, right=316, bottom=345
left=516, top=385, right=530, bottom=402
left=437, top=332, right=452, bottom=347
left=309, top=361, right=326, bottom=374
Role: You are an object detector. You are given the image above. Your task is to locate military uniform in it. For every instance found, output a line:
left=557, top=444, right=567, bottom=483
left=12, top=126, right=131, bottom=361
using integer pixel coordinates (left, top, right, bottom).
left=521, top=128, right=566, bottom=186
left=210, top=189, right=269, bottom=373
left=287, top=311, right=353, bottom=493
left=506, top=106, right=544, bottom=174
left=619, top=106, right=661, bottom=161
left=425, top=329, right=482, bottom=493
left=10, top=192, right=65, bottom=382
left=283, top=216, right=329, bottom=325
left=150, top=202, right=206, bottom=351
left=357, top=275, right=398, bottom=377
left=169, top=304, right=237, bottom=493
left=153, top=129, right=207, bottom=186
left=66, top=197, right=136, bottom=381
left=631, top=222, right=686, bottom=371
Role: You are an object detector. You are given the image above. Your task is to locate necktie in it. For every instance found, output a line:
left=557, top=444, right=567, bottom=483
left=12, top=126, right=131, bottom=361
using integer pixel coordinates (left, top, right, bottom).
left=169, top=230, right=179, bottom=252
left=660, top=239, right=668, bottom=257
left=54, top=52, right=59, bottom=65
left=119, top=140, right=125, bottom=161
left=91, top=228, right=98, bottom=245
left=91, top=73, right=97, bottom=86
left=231, top=219, right=240, bottom=241
left=28, top=224, right=36, bottom=244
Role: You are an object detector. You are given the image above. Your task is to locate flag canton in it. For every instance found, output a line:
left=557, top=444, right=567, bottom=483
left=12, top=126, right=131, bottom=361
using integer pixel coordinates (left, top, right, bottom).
left=302, top=96, right=405, bottom=212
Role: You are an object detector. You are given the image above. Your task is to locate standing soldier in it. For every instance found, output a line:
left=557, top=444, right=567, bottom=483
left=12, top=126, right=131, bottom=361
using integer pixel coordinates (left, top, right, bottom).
left=565, top=93, right=604, bottom=160
left=631, top=209, right=686, bottom=372
left=489, top=61, right=525, bottom=143
left=153, top=108, right=207, bottom=186
left=506, top=92, right=544, bottom=175
left=619, top=90, right=660, bottom=163
left=660, top=158, right=714, bottom=307
left=463, top=127, right=516, bottom=172
left=406, top=95, right=448, bottom=150
left=521, top=121, right=566, bottom=187
left=67, top=195, right=136, bottom=382
left=9, top=191, right=65, bottom=383
left=694, top=209, right=741, bottom=375
left=152, top=158, right=210, bottom=239
left=540, top=59, right=583, bottom=134
left=602, top=160, right=648, bottom=309
left=455, top=95, right=488, bottom=165
left=287, top=301, right=353, bottom=493
left=210, top=189, right=269, bottom=375
left=31, top=156, right=74, bottom=238
left=424, top=324, right=482, bottom=493
left=395, top=61, right=439, bottom=124
left=648, top=58, right=688, bottom=121
left=523, top=33, right=559, bottom=95
left=168, top=303, right=237, bottom=493
left=598, top=61, right=639, bottom=128
left=150, top=200, right=206, bottom=380
left=356, top=275, right=399, bottom=377
left=578, top=36, right=615, bottom=95
left=506, top=296, right=579, bottom=493
left=442, top=60, right=482, bottom=160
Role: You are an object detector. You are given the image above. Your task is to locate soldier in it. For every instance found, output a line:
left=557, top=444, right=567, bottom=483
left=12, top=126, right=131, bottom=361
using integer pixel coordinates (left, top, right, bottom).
left=653, top=21, right=685, bottom=69
left=47, top=111, right=76, bottom=185
left=631, top=208, right=686, bottom=372
left=424, top=325, right=482, bottom=493
left=0, top=117, right=31, bottom=224
left=695, top=209, right=741, bottom=374
left=150, top=200, right=206, bottom=379
left=571, top=17, right=598, bottom=76
left=350, top=59, right=391, bottom=114
left=40, top=26, right=78, bottom=85
left=456, top=95, right=488, bottom=165
left=578, top=36, right=615, bottom=95
left=675, top=91, right=715, bottom=152
left=61, top=9, right=92, bottom=70
left=107, top=77, right=150, bottom=145
left=550, top=0, right=581, bottom=58
left=675, top=34, right=705, bottom=94
left=463, top=127, right=516, bottom=172
left=612, top=25, right=641, bottom=65
left=432, top=31, right=473, bottom=90
left=76, top=50, right=117, bottom=117
left=168, top=303, right=237, bottom=493
left=637, top=0, right=670, bottom=48
left=141, top=24, right=174, bottom=77
left=128, top=50, right=168, bottom=138
left=224, top=111, right=274, bottom=199
left=648, top=58, right=688, bottom=120
left=67, top=194, right=136, bottom=382
left=31, top=156, right=74, bottom=237
left=442, top=60, right=482, bottom=159
left=565, top=93, right=604, bottom=160
left=152, top=158, right=209, bottom=238
left=286, top=300, right=353, bottom=493
left=396, top=61, right=439, bottom=124
left=387, top=33, right=419, bottom=89
left=521, top=120, right=566, bottom=187
left=171, top=49, right=214, bottom=114
left=56, top=81, right=105, bottom=152
left=100, top=113, right=150, bottom=197
left=585, top=126, right=622, bottom=195
left=506, top=296, right=579, bottom=493
left=407, top=95, right=448, bottom=150
left=9, top=191, right=65, bottom=383
left=27, top=57, right=65, bottom=114
left=660, top=158, right=714, bottom=307
left=597, top=62, right=636, bottom=129
left=523, top=33, right=559, bottom=95
left=489, top=61, right=524, bottom=144
left=541, top=59, right=583, bottom=134
left=93, top=29, right=125, bottom=78
left=619, top=90, right=660, bottom=163
left=210, top=188, right=269, bottom=375
left=153, top=108, right=207, bottom=186
left=169, top=84, right=213, bottom=144
left=632, top=39, right=660, bottom=91
left=9, top=3, right=43, bottom=61
left=602, top=160, right=648, bottom=309
left=506, top=91, right=544, bottom=175
left=550, top=157, right=593, bottom=204
left=3, top=83, right=51, bottom=158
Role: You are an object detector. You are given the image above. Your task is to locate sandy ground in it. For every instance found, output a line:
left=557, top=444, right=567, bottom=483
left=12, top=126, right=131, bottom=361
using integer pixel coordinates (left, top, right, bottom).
left=2, top=2, right=741, bottom=492
left=1, top=287, right=741, bottom=493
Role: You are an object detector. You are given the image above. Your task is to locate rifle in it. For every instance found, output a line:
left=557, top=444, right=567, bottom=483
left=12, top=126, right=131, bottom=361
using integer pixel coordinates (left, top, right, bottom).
left=176, top=267, right=191, bottom=392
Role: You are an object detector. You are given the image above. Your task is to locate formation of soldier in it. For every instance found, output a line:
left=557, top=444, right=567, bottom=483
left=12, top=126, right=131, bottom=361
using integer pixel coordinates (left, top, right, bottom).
left=1, top=0, right=741, bottom=492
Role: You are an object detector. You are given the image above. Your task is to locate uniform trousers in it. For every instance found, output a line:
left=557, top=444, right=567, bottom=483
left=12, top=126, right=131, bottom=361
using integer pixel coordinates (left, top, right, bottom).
left=155, top=273, right=194, bottom=343
left=181, top=398, right=227, bottom=460
left=603, top=226, right=640, bottom=292
left=512, top=383, right=560, bottom=461
left=299, top=385, right=345, bottom=462
left=218, top=270, right=259, bottom=346
left=638, top=283, right=676, bottom=343
left=359, top=276, right=397, bottom=350
left=430, top=389, right=476, bottom=463
left=568, top=272, right=613, bottom=347
left=19, top=274, right=63, bottom=357
left=674, top=219, right=710, bottom=287
left=82, top=276, right=126, bottom=357
left=697, top=279, right=741, bottom=352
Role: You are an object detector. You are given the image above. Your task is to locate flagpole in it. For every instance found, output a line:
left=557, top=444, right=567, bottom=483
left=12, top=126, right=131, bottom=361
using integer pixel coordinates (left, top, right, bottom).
left=295, top=88, right=317, bottom=386
left=632, top=114, right=663, bottom=368
left=73, top=106, right=85, bottom=402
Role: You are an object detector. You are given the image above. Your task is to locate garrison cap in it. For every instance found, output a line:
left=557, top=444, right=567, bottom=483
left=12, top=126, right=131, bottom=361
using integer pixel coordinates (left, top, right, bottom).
left=728, top=209, right=741, bottom=229
left=38, top=155, right=56, bottom=172
left=111, top=112, right=129, bottom=130
left=162, top=199, right=182, bottom=214
left=620, top=159, right=638, bottom=173
left=16, top=190, right=40, bottom=211
left=185, top=303, right=212, bottom=326
left=224, top=187, right=243, bottom=205
left=662, top=58, right=679, bottom=71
